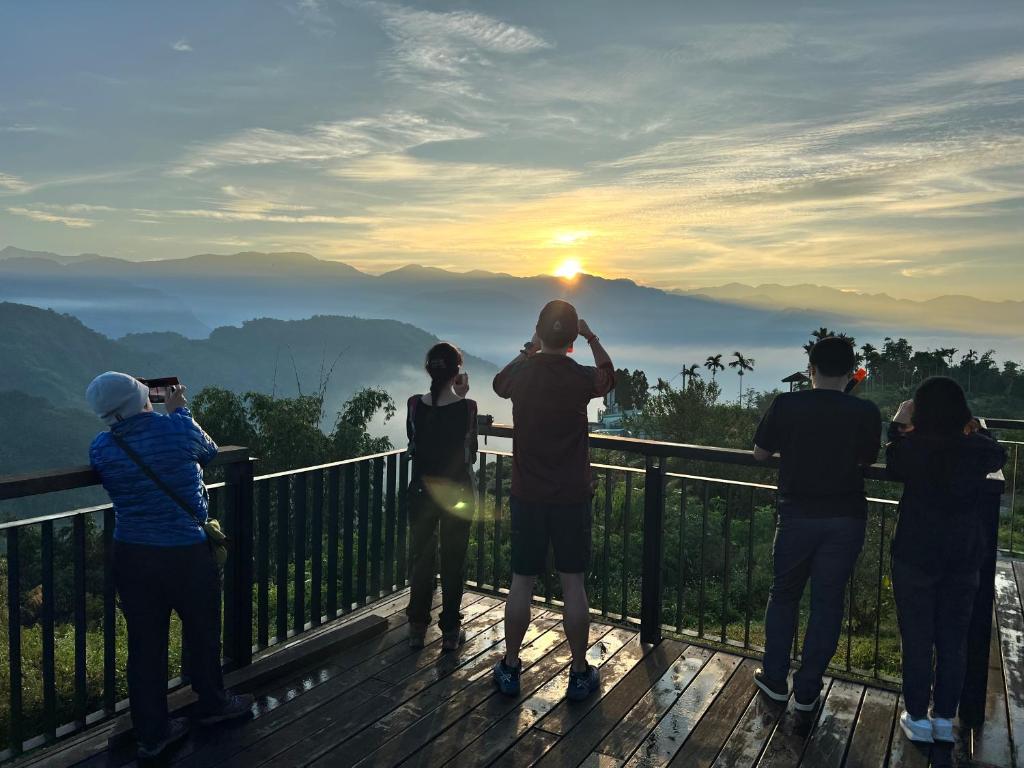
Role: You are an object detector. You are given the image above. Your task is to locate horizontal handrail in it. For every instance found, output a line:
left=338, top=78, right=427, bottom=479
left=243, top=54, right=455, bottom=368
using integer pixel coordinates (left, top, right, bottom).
left=0, top=446, right=250, bottom=501
left=478, top=421, right=1006, bottom=492
left=253, top=449, right=405, bottom=482
left=980, top=417, right=1024, bottom=431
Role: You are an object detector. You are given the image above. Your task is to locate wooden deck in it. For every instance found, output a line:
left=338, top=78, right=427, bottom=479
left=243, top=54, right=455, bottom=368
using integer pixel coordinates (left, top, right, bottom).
left=21, top=558, right=1024, bottom=768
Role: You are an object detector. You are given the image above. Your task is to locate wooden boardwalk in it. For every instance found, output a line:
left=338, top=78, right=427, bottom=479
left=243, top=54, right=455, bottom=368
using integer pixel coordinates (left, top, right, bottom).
left=22, top=559, right=1024, bottom=768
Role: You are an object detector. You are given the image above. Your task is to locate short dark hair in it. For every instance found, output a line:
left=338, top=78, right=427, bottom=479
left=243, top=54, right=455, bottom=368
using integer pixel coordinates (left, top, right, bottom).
left=537, top=300, right=579, bottom=348
left=912, top=376, right=971, bottom=437
left=809, top=336, right=856, bottom=377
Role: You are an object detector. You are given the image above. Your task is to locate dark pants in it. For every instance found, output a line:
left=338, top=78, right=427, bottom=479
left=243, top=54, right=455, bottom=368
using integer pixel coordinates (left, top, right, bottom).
left=892, top=557, right=979, bottom=719
left=763, top=515, right=866, bottom=702
left=406, top=482, right=473, bottom=632
left=113, top=541, right=228, bottom=746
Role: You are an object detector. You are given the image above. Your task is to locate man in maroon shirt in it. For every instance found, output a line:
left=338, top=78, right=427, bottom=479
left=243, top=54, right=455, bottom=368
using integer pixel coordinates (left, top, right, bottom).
left=491, top=300, right=615, bottom=701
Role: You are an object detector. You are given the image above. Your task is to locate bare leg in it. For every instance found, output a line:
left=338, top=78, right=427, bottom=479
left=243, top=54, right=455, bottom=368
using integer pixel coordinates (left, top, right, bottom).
left=559, top=572, right=590, bottom=673
left=504, top=573, right=536, bottom=667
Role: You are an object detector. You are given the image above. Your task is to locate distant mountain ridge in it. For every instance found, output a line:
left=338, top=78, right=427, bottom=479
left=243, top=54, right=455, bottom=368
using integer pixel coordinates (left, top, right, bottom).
left=1, top=247, right=1019, bottom=378
left=679, top=283, right=1023, bottom=337
left=0, top=301, right=501, bottom=475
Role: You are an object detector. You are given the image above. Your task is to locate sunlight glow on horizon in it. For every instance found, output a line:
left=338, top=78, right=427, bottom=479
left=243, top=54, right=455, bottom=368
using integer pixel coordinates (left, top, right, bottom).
left=553, top=258, right=583, bottom=279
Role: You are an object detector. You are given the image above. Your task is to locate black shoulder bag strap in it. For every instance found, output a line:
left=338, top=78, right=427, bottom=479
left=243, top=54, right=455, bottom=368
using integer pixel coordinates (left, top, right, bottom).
left=110, top=431, right=205, bottom=527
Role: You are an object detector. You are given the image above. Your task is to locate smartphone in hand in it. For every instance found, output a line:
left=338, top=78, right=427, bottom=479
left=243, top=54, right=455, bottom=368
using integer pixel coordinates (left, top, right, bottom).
left=137, top=376, right=180, bottom=404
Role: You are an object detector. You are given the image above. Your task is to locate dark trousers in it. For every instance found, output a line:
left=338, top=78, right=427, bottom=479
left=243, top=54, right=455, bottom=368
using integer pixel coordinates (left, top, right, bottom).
left=763, top=515, right=866, bottom=702
left=892, top=557, right=979, bottom=719
left=113, top=541, right=228, bottom=746
left=406, top=483, right=473, bottom=632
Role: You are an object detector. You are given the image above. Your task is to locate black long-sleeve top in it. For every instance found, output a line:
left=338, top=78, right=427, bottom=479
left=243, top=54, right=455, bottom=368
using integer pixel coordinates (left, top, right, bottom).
left=886, top=422, right=1006, bottom=576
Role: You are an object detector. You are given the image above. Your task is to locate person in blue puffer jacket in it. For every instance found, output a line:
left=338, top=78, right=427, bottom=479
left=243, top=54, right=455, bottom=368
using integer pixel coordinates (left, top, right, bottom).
left=87, top=372, right=253, bottom=760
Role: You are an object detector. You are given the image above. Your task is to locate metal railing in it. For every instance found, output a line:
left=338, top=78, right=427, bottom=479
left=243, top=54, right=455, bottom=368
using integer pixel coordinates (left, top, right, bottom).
left=0, top=448, right=413, bottom=761
left=0, top=417, right=1014, bottom=759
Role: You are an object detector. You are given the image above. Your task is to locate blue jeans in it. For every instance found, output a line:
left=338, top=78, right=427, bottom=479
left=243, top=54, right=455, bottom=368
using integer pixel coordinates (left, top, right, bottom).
left=892, top=557, right=979, bottom=719
left=762, top=515, right=866, bottom=702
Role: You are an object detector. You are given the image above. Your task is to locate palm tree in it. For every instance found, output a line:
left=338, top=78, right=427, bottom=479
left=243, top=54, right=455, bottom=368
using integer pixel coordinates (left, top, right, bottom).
left=729, top=351, right=755, bottom=404
left=962, top=349, right=978, bottom=392
left=945, top=347, right=958, bottom=370
left=705, top=354, right=725, bottom=381
left=681, top=364, right=701, bottom=388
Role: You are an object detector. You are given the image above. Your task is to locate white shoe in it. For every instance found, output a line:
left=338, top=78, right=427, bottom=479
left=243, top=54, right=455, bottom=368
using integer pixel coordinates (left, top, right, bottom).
left=931, top=716, right=955, bottom=742
left=900, top=711, right=934, bottom=743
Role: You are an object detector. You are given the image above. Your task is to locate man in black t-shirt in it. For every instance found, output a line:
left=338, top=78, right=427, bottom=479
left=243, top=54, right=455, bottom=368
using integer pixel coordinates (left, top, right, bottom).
left=751, top=337, right=882, bottom=711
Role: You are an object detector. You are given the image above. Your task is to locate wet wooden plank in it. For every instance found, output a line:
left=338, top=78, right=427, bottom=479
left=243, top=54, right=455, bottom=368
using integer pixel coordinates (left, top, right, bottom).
left=843, top=687, right=897, bottom=768
left=592, top=646, right=713, bottom=761
left=168, top=592, right=461, bottom=768
left=393, top=624, right=614, bottom=767
left=486, top=729, right=560, bottom=768
left=886, top=695, right=930, bottom=768
left=623, top=651, right=742, bottom=767
left=337, top=614, right=569, bottom=768
left=798, top=679, right=863, bottom=768
left=444, top=628, right=636, bottom=767
left=238, top=599, right=509, bottom=767
left=755, top=677, right=832, bottom=768
left=579, top=756, right=625, bottom=768
left=710, top=675, right=789, bottom=768
left=667, top=658, right=759, bottom=768
left=533, top=641, right=688, bottom=768
left=970, top=608, right=1014, bottom=768
left=995, top=560, right=1024, bottom=768
left=537, top=634, right=649, bottom=737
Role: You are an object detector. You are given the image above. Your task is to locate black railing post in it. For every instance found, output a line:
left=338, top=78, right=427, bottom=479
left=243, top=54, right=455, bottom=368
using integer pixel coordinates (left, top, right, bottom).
left=640, top=456, right=665, bottom=645
left=224, top=455, right=255, bottom=668
left=959, top=484, right=1004, bottom=726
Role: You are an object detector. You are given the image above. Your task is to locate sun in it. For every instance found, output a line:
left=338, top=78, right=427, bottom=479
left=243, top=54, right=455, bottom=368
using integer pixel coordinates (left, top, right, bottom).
left=554, top=259, right=582, bottom=279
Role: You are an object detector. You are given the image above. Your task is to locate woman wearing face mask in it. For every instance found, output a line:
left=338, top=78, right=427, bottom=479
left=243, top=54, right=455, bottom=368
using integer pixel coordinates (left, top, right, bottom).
left=405, top=343, right=478, bottom=650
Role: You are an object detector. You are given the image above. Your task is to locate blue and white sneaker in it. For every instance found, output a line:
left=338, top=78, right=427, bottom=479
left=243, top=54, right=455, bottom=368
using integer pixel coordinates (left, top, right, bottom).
left=900, top=711, right=934, bottom=743
left=567, top=664, right=600, bottom=702
left=931, top=716, right=955, bottom=742
left=493, top=657, right=521, bottom=696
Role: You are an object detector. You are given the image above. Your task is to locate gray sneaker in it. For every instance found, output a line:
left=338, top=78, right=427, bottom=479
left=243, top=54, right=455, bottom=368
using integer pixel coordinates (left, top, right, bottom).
left=195, top=693, right=255, bottom=725
left=137, top=716, right=189, bottom=759
left=441, top=627, right=466, bottom=651
left=409, top=622, right=428, bottom=649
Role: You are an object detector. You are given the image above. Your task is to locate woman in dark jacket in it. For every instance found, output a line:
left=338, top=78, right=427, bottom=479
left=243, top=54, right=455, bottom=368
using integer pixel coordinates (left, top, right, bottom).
left=886, top=376, right=1006, bottom=745
left=87, top=372, right=253, bottom=759
left=405, top=343, right=478, bottom=651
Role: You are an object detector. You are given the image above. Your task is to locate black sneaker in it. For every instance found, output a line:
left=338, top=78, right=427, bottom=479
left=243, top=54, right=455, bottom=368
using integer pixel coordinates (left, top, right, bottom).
left=566, top=664, right=600, bottom=702
left=195, top=693, right=255, bottom=725
left=493, top=657, right=521, bottom=696
left=794, top=693, right=821, bottom=713
left=137, top=716, right=189, bottom=759
left=753, top=668, right=789, bottom=702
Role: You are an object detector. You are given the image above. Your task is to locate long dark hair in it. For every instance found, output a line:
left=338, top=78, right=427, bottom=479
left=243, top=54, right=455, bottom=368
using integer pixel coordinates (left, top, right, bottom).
left=425, top=342, right=462, bottom=406
left=912, top=376, right=972, bottom=438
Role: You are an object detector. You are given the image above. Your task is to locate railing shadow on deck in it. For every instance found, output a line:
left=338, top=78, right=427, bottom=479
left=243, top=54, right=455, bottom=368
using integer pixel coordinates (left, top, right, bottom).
left=0, top=418, right=1017, bottom=761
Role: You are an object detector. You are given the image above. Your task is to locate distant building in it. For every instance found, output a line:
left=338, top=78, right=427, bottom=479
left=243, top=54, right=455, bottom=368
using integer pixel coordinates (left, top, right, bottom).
left=592, top=388, right=640, bottom=436
left=782, top=371, right=810, bottom=391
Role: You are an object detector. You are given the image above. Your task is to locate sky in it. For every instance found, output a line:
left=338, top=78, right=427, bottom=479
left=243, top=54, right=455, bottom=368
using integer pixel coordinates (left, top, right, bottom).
left=1, top=1, right=1022, bottom=300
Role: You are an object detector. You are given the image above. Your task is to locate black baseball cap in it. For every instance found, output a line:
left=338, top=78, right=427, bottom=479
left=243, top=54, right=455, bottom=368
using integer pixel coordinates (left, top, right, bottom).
left=537, top=300, right=579, bottom=348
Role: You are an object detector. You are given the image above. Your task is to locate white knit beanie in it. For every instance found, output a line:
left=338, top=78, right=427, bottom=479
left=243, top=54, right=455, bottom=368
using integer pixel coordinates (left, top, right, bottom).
left=85, top=372, right=150, bottom=425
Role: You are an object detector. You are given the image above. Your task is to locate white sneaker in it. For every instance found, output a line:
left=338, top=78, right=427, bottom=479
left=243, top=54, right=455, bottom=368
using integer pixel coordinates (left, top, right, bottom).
left=931, top=716, right=955, bottom=742
left=900, top=711, right=934, bottom=743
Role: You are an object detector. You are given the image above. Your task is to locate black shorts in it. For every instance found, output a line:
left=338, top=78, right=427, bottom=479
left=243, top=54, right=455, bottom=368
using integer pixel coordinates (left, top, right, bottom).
left=510, top=496, right=592, bottom=576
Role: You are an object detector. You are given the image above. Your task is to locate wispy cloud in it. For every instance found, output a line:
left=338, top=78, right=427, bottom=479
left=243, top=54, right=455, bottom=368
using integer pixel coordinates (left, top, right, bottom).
left=170, top=112, right=480, bottom=175
left=367, top=2, right=551, bottom=97
left=172, top=39, right=192, bottom=53
left=0, top=172, right=29, bottom=192
left=288, top=0, right=335, bottom=35
left=8, top=206, right=95, bottom=227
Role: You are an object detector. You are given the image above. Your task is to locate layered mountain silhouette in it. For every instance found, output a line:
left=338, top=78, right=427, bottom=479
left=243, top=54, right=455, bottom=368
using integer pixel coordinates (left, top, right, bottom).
left=0, top=302, right=500, bottom=478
